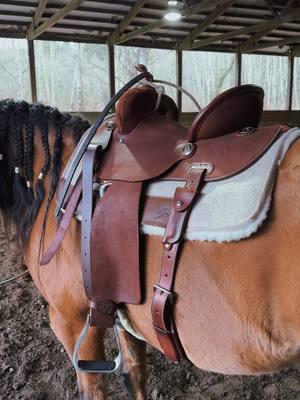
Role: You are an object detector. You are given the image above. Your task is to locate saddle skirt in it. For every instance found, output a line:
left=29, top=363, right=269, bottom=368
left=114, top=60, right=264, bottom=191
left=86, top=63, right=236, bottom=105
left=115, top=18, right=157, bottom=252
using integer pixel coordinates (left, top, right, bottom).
left=141, top=127, right=300, bottom=242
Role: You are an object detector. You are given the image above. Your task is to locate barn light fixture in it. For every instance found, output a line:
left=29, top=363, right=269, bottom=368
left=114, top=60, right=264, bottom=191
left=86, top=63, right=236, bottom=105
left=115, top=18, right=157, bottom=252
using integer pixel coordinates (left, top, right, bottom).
left=164, top=1, right=182, bottom=21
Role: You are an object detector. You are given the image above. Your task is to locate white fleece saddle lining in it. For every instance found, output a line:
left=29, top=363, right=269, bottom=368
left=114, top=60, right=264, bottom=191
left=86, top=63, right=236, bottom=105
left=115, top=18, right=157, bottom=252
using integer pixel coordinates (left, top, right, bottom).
left=141, top=128, right=300, bottom=243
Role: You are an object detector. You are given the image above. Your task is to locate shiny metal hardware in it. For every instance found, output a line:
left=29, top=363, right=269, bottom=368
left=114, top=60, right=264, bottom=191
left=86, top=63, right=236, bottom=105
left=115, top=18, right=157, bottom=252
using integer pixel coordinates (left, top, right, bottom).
left=118, top=137, right=125, bottom=144
left=176, top=200, right=183, bottom=207
left=73, top=313, right=122, bottom=374
left=99, top=182, right=112, bottom=198
left=153, top=284, right=172, bottom=296
left=187, top=162, right=214, bottom=174
left=164, top=242, right=172, bottom=250
left=106, top=120, right=115, bottom=131
left=181, top=142, right=195, bottom=157
left=238, top=127, right=256, bottom=136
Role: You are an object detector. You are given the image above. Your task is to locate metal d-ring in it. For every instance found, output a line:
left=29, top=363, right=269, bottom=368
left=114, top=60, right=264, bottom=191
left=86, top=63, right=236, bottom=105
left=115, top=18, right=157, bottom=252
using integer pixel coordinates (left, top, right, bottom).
left=99, top=182, right=112, bottom=198
left=73, top=314, right=122, bottom=374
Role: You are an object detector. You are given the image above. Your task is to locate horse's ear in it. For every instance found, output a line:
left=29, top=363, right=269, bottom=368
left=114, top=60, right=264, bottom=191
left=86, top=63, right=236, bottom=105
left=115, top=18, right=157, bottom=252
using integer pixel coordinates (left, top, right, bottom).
left=157, top=94, right=179, bottom=121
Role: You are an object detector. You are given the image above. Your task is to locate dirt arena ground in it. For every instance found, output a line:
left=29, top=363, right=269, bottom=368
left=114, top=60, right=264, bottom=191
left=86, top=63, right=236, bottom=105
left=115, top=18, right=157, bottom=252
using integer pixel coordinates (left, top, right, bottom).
left=1, top=230, right=300, bottom=400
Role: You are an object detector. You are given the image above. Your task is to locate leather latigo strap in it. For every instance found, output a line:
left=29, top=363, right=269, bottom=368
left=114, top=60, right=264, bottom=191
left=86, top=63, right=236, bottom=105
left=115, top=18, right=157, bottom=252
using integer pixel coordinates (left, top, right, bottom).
left=82, top=144, right=115, bottom=328
left=151, top=168, right=207, bottom=362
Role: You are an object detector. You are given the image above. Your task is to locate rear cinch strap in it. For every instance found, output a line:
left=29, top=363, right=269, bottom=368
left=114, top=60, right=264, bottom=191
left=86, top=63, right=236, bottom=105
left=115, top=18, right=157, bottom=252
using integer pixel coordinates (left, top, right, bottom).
left=151, top=167, right=207, bottom=362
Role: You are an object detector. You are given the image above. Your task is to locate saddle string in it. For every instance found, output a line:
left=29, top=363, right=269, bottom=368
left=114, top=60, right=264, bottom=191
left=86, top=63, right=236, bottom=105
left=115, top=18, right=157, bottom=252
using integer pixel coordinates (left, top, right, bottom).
left=137, top=77, right=201, bottom=112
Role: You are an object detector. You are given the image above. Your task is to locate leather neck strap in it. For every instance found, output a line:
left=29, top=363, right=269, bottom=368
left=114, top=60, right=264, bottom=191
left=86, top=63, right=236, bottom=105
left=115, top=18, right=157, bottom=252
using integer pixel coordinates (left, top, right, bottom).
left=151, top=167, right=207, bottom=362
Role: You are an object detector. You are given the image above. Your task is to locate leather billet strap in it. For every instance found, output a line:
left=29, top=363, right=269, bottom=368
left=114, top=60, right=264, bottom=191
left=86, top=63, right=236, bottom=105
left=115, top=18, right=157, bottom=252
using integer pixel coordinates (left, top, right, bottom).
left=81, top=143, right=115, bottom=328
left=151, top=167, right=207, bottom=362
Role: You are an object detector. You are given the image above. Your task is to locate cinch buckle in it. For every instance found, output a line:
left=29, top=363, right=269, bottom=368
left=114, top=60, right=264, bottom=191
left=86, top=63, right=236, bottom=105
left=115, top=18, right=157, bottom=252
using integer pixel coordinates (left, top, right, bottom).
left=153, top=284, right=175, bottom=304
left=73, top=314, right=122, bottom=374
left=153, top=284, right=172, bottom=296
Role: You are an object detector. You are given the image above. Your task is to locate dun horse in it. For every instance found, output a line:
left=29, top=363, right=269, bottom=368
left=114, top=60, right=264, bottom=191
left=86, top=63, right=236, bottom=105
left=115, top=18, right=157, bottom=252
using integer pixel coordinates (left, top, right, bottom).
left=1, top=96, right=300, bottom=400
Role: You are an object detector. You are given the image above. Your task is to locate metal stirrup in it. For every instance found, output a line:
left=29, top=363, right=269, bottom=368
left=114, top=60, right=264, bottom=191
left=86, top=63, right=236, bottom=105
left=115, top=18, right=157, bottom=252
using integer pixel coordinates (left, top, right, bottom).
left=73, top=314, right=122, bottom=374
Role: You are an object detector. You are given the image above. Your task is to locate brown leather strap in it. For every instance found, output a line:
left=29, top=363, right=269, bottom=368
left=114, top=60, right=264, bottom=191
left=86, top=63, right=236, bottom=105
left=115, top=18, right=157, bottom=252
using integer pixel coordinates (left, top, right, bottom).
left=151, top=168, right=207, bottom=362
left=40, top=179, right=83, bottom=265
left=81, top=144, right=115, bottom=328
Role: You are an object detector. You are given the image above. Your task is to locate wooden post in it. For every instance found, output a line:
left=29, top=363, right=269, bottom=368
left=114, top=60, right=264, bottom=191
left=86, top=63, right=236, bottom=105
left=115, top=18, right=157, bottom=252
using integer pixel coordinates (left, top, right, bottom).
left=288, top=54, right=294, bottom=111
left=108, top=45, right=115, bottom=101
left=237, top=52, right=242, bottom=86
left=28, top=40, right=37, bottom=102
left=176, top=49, right=182, bottom=113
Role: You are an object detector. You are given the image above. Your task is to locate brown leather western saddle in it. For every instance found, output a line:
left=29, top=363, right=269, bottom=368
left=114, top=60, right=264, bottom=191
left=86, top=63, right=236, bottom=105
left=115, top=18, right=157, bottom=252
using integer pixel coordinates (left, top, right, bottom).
left=42, top=72, right=288, bottom=373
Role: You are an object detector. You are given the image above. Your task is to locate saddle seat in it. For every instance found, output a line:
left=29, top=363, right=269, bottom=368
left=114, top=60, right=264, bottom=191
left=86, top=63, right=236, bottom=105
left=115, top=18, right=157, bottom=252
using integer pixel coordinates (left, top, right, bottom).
left=96, top=84, right=264, bottom=183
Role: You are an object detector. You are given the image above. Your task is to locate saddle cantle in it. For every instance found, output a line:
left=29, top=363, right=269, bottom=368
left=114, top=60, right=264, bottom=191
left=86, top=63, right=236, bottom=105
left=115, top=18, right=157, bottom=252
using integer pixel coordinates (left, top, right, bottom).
left=42, top=79, right=290, bottom=371
left=188, top=84, right=264, bottom=141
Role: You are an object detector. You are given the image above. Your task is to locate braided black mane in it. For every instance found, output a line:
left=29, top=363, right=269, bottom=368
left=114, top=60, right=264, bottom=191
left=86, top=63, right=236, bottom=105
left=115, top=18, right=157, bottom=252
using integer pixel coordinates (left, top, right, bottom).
left=0, top=99, right=90, bottom=244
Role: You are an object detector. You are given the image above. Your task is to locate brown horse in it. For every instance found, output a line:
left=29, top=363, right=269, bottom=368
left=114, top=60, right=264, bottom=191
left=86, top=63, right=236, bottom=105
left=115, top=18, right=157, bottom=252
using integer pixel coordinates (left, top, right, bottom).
left=2, top=98, right=300, bottom=400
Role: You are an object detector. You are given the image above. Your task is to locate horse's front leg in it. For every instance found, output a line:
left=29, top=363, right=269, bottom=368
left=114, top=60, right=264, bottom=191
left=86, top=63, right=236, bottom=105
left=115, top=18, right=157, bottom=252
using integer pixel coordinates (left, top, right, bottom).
left=118, top=328, right=147, bottom=400
left=49, top=306, right=107, bottom=400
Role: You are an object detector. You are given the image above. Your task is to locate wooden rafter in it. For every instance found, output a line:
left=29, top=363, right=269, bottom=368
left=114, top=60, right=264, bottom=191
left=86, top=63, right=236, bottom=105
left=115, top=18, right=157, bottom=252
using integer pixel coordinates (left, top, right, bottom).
left=27, top=0, right=86, bottom=40
left=27, top=0, right=48, bottom=38
left=281, top=0, right=297, bottom=16
left=291, top=46, right=300, bottom=56
left=177, top=0, right=235, bottom=51
left=264, top=0, right=279, bottom=18
left=189, top=7, right=300, bottom=51
left=238, top=21, right=282, bottom=52
left=112, top=0, right=233, bottom=45
left=109, top=0, right=147, bottom=45
left=239, top=2, right=299, bottom=52
left=241, top=36, right=300, bottom=52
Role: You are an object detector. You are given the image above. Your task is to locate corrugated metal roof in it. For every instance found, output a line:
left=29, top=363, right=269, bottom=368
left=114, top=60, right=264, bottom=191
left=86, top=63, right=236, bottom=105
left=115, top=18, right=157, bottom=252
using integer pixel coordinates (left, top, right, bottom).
left=0, top=0, right=299, bottom=55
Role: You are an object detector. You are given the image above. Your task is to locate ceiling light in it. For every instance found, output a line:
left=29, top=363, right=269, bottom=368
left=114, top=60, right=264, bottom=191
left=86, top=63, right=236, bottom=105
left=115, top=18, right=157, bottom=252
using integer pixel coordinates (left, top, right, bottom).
left=164, top=1, right=182, bottom=22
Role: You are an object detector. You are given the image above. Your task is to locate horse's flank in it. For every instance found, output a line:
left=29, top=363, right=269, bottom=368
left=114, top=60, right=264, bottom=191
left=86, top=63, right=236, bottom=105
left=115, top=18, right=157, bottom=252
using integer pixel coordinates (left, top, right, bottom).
left=126, top=141, right=300, bottom=375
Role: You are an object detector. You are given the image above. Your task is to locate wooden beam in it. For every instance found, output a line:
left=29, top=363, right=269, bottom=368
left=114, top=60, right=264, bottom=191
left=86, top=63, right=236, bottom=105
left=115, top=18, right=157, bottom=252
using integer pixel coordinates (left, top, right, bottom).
left=238, top=21, right=282, bottom=52
left=237, top=52, right=241, bottom=85
left=108, top=45, right=115, bottom=99
left=109, top=0, right=147, bottom=45
left=243, top=36, right=300, bottom=52
left=176, top=50, right=182, bottom=112
left=27, top=0, right=86, bottom=40
left=188, top=19, right=281, bottom=50
left=177, top=1, right=235, bottom=51
left=288, top=54, right=294, bottom=110
left=264, top=0, right=279, bottom=18
left=188, top=8, right=300, bottom=51
left=27, top=40, right=37, bottom=102
left=281, top=0, right=297, bottom=16
left=239, top=6, right=300, bottom=53
left=113, top=0, right=234, bottom=45
left=291, top=46, right=300, bottom=57
left=27, top=0, right=48, bottom=38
